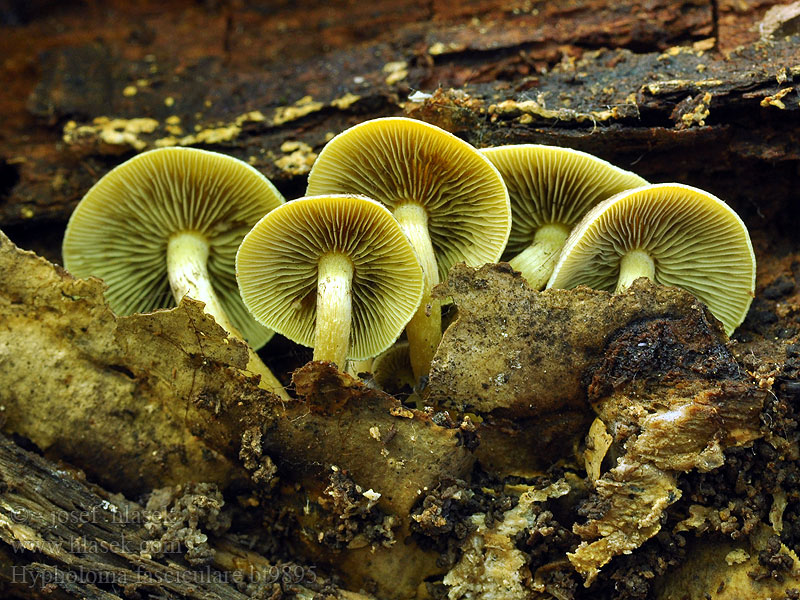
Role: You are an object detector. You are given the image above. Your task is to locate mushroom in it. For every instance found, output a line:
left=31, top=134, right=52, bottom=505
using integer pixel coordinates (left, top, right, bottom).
left=547, top=183, right=756, bottom=335
left=480, top=144, right=647, bottom=289
left=62, top=146, right=289, bottom=399
left=235, top=194, right=424, bottom=369
left=306, top=117, right=510, bottom=378
left=372, top=341, right=415, bottom=395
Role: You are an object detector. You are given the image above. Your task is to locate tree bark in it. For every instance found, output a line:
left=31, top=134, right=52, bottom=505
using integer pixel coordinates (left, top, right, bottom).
left=1, top=0, right=798, bottom=262
left=0, top=431, right=373, bottom=599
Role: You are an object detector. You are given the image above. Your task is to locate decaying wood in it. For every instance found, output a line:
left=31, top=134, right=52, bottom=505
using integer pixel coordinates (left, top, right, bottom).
left=1, top=3, right=799, bottom=598
left=428, top=265, right=766, bottom=475
left=0, top=430, right=375, bottom=600
left=1, top=0, right=798, bottom=262
left=0, top=226, right=788, bottom=598
left=652, top=523, right=800, bottom=599
left=0, top=229, right=472, bottom=509
left=429, top=264, right=767, bottom=586
left=0, top=228, right=239, bottom=494
left=0, top=230, right=473, bottom=598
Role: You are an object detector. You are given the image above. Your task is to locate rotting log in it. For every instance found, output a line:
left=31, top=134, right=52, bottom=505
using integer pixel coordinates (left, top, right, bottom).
left=0, top=228, right=240, bottom=494
left=0, top=430, right=375, bottom=600
left=0, top=229, right=474, bottom=599
left=1, top=2, right=799, bottom=598
left=429, top=264, right=769, bottom=589
left=0, top=0, right=798, bottom=268
left=428, top=264, right=767, bottom=475
left=0, top=229, right=473, bottom=513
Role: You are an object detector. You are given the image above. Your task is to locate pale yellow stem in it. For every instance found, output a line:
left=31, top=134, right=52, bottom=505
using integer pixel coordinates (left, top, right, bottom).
left=616, top=248, right=656, bottom=293
left=509, top=223, right=571, bottom=290
left=393, top=202, right=441, bottom=380
left=313, top=252, right=354, bottom=369
left=166, top=231, right=289, bottom=400
left=346, top=358, right=374, bottom=377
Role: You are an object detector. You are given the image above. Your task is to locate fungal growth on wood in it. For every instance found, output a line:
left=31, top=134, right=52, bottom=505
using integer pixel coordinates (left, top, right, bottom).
left=236, top=194, right=424, bottom=369
left=306, top=117, right=511, bottom=379
left=0, top=3, right=798, bottom=598
left=61, top=146, right=289, bottom=398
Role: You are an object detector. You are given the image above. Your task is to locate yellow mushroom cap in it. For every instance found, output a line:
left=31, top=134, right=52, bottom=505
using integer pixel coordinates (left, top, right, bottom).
left=62, top=146, right=285, bottom=349
left=548, top=183, right=756, bottom=336
left=236, top=195, right=424, bottom=361
left=480, top=144, right=647, bottom=257
left=306, top=117, right=511, bottom=280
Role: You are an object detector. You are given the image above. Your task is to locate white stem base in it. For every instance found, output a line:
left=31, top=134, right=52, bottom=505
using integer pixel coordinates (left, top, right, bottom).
left=313, top=252, right=355, bottom=369
left=393, top=202, right=441, bottom=380
left=509, top=223, right=571, bottom=290
left=616, top=248, right=656, bottom=293
left=166, top=231, right=289, bottom=400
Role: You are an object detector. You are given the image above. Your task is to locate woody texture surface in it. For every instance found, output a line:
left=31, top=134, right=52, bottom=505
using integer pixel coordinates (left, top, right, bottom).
left=1, top=1, right=800, bottom=600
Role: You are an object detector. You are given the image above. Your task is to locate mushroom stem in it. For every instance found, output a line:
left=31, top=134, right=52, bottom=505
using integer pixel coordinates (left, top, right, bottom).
left=393, top=203, right=442, bottom=380
left=313, top=252, right=355, bottom=369
left=509, top=223, right=571, bottom=290
left=166, top=231, right=289, bottom=400
left=616, top=248, right=656, bottom=293
left=346, top=358, right=373, bottom=377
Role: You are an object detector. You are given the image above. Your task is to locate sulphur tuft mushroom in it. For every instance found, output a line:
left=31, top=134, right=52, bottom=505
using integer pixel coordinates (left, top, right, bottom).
left=372, top=341, right=416, bottom=395
left=62, top=146, right=289, bottom=398
left=547, top=183, right=756, bottom=336
left=236, top=194, right=424, bottom=370
left=481, top=144, right=647, bottom=289
left=306, top=117, right=510, bottom=378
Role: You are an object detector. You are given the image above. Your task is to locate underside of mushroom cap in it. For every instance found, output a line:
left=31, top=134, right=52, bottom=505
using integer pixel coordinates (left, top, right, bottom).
left=480, top=144, right=647, bottom=257
left=236, top=194, right=424, bottom=360
left=547, top=183, right=756, bottom=335
left=62, top=146, right=285, bottom=349
left=306, top=117, right=510, bottom=281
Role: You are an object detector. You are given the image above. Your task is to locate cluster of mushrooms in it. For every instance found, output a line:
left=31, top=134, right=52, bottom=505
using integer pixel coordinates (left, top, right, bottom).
left=61, top=117, right=756, bottom=399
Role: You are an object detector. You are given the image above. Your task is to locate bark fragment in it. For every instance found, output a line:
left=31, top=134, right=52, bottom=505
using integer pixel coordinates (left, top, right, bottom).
left=429, top=263, right=766, bottom=585
left=0, top=228, right=238, bottom=493
left=0, top=431, right=363, bottom=600
left=0, top=230, right=474, bottom=599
